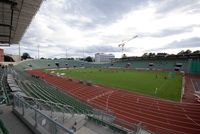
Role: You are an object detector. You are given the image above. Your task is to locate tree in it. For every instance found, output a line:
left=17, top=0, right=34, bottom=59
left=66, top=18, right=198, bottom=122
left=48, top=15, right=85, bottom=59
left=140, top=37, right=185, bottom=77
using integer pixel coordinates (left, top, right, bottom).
left=84, top=56, right=93, bottom=62
left=177, top=50, right=185, bottom=55
left=177, top=49, right=192, bottom=55
left=156, top=53, right=168, bottom=56
left=4, top=55, right=14, bottom=62
left=184, top=49, right=192, bottom=54
left=149, top=53, right=155, bottom=57
left=142, top=52, right=155, bottom=57
left=193, top=50, right=200, bottom=54
left=122, top=54, right=127, bottom=58
left=21, top=52, right=31, bottom=60
left=142, top=53, right=148, bottom=57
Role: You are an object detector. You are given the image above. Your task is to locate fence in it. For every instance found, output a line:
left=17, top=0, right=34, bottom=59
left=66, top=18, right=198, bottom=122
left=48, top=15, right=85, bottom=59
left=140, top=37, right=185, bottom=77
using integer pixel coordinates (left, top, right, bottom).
left=13, top=94, right=74, bottom=134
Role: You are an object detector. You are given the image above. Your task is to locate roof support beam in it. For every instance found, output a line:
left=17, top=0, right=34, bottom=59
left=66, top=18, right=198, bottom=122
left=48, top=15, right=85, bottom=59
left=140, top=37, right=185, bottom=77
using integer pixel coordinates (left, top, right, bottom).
left=0, top=0, right=17, bottom=6
left=9, top=8, right=14, bottom=44
left=0, top=24, right=11, bottom=27
left=0, top=0, right=17, bottom=45
left=0, top=41, right=9, bottom=44
left=0, top=34, right=10, bottom=37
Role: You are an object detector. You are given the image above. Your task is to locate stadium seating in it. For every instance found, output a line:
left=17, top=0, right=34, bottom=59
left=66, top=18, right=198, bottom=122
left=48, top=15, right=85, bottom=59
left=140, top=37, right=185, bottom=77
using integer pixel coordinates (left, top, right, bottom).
left=14, top=58, right=195, bottom=74
left=0, top=67, right=11, bottom=104
left=107, top=59, right=190, bottom=72
left=13, top=70, right=93, bottom=114
left=15, top=59, right=95, bottom=70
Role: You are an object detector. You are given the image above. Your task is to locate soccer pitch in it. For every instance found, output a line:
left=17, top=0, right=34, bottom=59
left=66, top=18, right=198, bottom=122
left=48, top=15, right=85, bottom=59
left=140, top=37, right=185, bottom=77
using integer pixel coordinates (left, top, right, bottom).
left=50, top=68, right=182, bottom=101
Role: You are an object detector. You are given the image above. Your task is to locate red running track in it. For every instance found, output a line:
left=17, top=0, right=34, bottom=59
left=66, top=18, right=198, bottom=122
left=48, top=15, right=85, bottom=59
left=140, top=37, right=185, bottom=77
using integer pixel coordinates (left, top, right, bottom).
left=182, top=74, right=200, bottom=103
left=28, top=70, right=200, bottom=134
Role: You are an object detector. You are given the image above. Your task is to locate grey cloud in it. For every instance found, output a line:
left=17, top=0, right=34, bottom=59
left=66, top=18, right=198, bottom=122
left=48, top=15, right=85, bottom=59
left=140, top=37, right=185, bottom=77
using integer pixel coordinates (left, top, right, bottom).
left=166, top=37, right=200, bottom=49
left=75, top=45, right=122, bottom=54
left=142, top=25, right=200, bottom=38
left=153, top=28, right=191, bottom=37
left=152, top=25, right=199, bottom=37
left=155, top=0, right=200, bottom=14
left=58, top=0, right=149, bottom=29
left=150, top=37, right=200, bottom=51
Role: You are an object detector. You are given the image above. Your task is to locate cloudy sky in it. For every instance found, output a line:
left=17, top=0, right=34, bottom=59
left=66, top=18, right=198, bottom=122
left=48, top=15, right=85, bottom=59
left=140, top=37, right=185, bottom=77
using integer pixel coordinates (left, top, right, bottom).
left=3, top=0, right=200, bottom=58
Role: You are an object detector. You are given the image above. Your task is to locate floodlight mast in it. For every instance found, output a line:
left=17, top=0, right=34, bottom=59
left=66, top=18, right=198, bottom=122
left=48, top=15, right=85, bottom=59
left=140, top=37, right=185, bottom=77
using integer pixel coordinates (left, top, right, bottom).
left=118, top=35, right=138, bottom=56
left=66, top=48, right=67, bottom=59
left=37, top=44, right=40, bottom=59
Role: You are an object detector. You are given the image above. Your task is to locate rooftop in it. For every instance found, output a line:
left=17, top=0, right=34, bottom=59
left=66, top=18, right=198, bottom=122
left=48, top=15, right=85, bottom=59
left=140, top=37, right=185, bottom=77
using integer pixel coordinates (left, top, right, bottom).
left=0, top=0, right=43, bottom=46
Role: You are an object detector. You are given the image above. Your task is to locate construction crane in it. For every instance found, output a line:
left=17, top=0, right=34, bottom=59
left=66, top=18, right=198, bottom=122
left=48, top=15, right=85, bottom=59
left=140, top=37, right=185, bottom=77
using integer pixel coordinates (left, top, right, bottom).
left=118, top=35, right=138, bottom=56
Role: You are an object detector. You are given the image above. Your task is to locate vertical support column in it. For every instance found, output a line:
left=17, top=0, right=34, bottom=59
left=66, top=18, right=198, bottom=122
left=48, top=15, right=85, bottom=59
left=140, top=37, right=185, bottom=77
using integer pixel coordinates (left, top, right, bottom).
left=22, top=100, right=24, bottom=116
left=9, top=5, right=14, bottom=45
left=12, top=94, right=16, bottom=110
left=52, top=122, right=57, bottom=134
left=19, top=43, right=21, bottom=61
left=34, top=109, right=37, bottom=128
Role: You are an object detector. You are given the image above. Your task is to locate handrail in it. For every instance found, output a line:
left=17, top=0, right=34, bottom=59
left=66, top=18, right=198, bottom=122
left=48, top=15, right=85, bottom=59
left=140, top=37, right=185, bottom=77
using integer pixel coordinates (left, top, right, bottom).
left=14, top=94, right=74, bottom=134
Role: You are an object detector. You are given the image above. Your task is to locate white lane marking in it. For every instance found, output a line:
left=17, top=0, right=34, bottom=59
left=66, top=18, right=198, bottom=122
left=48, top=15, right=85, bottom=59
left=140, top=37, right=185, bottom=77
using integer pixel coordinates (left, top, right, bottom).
left=191, top=79, right=196, bottom=91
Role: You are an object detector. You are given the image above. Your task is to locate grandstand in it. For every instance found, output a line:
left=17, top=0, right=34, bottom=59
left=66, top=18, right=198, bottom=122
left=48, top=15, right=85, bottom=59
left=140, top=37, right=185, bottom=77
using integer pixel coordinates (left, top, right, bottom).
left=14, top=56, right=200, bottom=75
left=14, top=59, right=95, bottom=70
left=1, top=0, right=200, bottom=134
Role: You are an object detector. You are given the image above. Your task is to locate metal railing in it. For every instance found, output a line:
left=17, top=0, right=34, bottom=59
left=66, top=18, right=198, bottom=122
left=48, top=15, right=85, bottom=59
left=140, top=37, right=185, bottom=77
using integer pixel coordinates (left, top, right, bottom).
left=13, top=94, right=74, bottom=134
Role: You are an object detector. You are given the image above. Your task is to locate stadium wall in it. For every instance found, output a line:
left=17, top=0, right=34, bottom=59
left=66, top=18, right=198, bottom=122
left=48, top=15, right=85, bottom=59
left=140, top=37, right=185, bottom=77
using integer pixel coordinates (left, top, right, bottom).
left=190, top=58, right=200, bottom=75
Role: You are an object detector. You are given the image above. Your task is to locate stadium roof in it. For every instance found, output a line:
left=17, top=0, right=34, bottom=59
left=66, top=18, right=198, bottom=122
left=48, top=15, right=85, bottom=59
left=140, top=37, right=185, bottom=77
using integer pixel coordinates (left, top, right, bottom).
left=0, top=0, right=43, bottom=46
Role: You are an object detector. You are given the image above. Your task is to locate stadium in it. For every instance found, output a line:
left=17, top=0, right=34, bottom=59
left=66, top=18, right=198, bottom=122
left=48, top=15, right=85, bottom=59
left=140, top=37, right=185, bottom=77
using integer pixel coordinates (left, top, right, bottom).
left=0, top=0, right=200, bottom=134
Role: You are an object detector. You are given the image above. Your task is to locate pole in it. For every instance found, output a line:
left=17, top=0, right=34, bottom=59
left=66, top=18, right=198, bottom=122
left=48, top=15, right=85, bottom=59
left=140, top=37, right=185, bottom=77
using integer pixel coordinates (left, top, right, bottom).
left=18, top=43, right=21, bottom=61
left=37, top=44, right=40, bottom=59
left=121, top=46, right=123, bottom=56
left=66, top=48, right=67, bottom=59
left=83, top=47, right=84, bottom=58
left=122, top=44, right=124, bottom=56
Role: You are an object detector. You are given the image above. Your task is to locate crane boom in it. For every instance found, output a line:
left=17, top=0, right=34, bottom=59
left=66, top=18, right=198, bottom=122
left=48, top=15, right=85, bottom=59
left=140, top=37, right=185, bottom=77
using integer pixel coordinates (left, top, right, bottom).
left=118, top=35, right=138, bottom=57
left=123, top=35, right=138, bottom=43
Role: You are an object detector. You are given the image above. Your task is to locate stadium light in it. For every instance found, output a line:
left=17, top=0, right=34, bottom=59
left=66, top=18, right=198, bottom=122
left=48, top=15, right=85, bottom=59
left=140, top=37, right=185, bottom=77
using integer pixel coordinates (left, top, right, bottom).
left=38, top=44, right=40, bottom=59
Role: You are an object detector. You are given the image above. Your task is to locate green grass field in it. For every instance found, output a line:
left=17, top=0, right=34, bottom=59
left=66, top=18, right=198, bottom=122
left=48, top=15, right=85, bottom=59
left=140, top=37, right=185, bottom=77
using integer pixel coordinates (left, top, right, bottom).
left=48, top=68, right=182, bottom=101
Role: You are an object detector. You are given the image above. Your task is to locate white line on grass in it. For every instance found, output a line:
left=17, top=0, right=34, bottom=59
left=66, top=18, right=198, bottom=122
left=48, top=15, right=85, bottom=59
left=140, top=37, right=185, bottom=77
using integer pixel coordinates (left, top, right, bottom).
left=155, top=88, right=158, bottom=94
left=155, top=80, right=168, bottom=95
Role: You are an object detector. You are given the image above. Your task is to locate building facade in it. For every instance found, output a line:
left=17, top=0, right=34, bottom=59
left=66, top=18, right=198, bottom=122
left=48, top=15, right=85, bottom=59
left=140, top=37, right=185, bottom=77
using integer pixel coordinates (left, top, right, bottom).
left=0, top=48, right=4, bottom=62
left=95, top=53, right=115, bottom=63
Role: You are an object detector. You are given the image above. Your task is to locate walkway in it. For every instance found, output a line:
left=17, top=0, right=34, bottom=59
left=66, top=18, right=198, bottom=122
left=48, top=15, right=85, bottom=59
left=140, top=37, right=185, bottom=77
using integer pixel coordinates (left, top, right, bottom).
left=0, top=105, right=33, bottom=134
